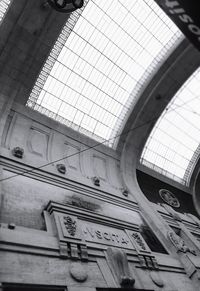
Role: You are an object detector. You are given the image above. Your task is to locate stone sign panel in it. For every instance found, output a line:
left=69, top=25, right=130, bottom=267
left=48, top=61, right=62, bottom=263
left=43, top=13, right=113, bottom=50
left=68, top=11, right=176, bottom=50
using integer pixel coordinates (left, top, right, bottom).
left=81, top=221, right=133, bottom=249
left=57, top=212, right=135, bottom=249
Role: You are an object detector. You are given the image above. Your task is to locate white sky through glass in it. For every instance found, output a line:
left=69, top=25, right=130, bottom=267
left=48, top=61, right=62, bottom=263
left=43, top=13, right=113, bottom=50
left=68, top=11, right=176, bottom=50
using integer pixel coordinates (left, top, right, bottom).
left=28, top=0, right=182, bottom=147
left=141, top=67, right=200, bottom=185
left=0, top=0, right=11, bottom=24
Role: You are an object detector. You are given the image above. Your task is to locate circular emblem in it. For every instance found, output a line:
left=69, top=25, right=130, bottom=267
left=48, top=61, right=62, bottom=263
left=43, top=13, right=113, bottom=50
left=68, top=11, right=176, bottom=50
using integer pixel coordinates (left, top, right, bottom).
left=159, top=189, right=180, bottom=208
left=69, top=262, right=88, bottom=282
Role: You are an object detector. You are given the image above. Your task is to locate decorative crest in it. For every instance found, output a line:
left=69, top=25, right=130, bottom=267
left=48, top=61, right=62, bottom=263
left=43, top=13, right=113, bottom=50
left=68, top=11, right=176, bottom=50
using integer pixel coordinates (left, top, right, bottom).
left=63, top=216, right=77, bottom=236
left=159, top=189, right=180, bottom=208
left=131, top=232, right=147, bottom=251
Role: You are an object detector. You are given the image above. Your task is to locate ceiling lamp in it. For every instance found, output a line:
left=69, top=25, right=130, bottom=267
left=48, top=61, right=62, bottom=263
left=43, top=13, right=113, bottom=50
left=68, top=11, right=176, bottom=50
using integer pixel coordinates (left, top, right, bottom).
left=47, top=0, right=84, bottom=13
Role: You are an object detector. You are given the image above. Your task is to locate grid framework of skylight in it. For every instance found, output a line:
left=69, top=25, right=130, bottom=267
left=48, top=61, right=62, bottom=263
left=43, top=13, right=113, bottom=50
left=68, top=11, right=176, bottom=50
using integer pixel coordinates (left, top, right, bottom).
left=141, top=67, right=200, bottom=186
left=0, top=0, right=11, bottom=24
left=27, top=0, right=183, bottom=147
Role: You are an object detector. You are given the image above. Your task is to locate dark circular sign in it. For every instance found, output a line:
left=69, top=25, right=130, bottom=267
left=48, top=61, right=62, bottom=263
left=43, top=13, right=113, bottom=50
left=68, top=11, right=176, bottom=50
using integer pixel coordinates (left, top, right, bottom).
left=159, top=189, right=180, bottom=208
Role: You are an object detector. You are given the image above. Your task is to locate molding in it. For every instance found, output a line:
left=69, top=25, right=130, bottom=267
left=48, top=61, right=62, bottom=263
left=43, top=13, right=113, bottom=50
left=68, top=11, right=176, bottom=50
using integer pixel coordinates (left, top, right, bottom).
left=0, top=156, right=139, bottom=213
left=12, top=102, right=118, bottom=158
left=46, top=201, right=140, bottom=231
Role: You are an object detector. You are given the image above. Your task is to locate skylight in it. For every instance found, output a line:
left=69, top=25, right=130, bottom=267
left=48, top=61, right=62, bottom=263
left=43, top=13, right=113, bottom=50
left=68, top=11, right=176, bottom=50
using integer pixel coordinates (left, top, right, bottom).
left=0, top=0, right=11, bottom=24
left=27, top=0, right=182, bottom=147
left=141, top=67, right=200, bottom=186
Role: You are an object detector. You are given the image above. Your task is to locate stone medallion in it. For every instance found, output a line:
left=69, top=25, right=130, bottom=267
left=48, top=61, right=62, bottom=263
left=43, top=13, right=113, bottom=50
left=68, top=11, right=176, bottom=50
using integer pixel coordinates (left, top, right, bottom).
left=69, top=262, right=88, bottom=282
left=159, top=189, right=180, bottom=208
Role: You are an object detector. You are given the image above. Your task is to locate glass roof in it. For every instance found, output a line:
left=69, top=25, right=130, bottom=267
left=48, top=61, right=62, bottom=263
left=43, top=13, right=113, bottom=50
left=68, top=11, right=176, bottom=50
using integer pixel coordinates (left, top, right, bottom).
left=141, top=67, right=200, bottom=186
left=27, top=0, right=182, bottom=147
left=0, top=0, right=11, bottom=24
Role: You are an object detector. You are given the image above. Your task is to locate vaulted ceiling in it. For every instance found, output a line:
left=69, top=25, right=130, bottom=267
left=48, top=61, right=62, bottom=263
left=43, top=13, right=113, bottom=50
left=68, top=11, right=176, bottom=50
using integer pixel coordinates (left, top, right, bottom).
left=1, top=0, right=200, bottom=189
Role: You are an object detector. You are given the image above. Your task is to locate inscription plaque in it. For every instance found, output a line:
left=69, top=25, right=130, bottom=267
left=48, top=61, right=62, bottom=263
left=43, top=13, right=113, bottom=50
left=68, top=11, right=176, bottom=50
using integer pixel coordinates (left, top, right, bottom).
left=81, top=221, right=133, bottom=249
left=56, top=212, right=136, bottom=249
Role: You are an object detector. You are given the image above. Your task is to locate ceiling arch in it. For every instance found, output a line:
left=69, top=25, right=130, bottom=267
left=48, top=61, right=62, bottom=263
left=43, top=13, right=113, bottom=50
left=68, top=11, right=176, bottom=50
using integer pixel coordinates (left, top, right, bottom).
left=27, top=0, right=182, bottom=148
left=118, top=39, right=200, bottom=190
left=141, top=66, right=200, bottom=186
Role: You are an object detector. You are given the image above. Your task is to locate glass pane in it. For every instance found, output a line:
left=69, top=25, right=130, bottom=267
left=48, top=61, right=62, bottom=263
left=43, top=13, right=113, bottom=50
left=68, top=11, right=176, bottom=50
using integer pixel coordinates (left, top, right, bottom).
left=27, top=0, right=183, bottom=147
left=0, top=0, right=11, bottom=24
left=141, top=67, right=200, bottom=186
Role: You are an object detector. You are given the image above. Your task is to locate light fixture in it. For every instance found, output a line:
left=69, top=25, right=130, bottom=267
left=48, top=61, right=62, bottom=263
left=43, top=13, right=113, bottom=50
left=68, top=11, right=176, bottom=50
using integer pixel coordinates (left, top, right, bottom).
left=47, top=0, right=84, bottom=13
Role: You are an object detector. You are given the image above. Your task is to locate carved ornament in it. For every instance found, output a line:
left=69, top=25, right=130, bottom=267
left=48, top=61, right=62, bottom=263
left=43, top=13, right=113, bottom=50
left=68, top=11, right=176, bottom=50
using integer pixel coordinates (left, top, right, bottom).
left=131, top=232, right=147, bottom=251
left=121, top=188, right=129, bottom=197
left=159, top=189, right=180, bottom=208
left=56, top=163, right=66, bottom=174
left=168, top=231, right=196, bottom=255
left=106, top=247, right=135, bottom=288
left=92, top=176, right=100, bottom=186
left=63, top=216, right=77, bottom=236
left=12, top=147, right=24, bottom=158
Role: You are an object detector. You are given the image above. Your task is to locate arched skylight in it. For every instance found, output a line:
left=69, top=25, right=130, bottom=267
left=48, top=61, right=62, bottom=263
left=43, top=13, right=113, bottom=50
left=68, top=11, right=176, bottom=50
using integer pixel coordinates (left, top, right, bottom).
left=27, top=0, right=182, bottom=147
left=0, top=0, right=11, bottom=24
left=141, top=67, right=200, bottom=186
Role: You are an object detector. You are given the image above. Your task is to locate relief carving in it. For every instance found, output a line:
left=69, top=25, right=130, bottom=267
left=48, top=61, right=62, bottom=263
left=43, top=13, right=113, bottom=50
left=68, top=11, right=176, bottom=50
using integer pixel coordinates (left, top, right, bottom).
left=12, top=147, right=24, bottom=158
left=131, top=232, right=147, bottom=251
left=159, top=189, right=180, bottom=208
left=168, top=231, right=196, bottom=255
left=56, top=163, right=66, bottom=174
left=106, top=247, right=135, bottom=288
left=92, top=176, right=100, bottom=186
left=121, top=188, right=129, bottom=197
left=63, top=216, right=77, bottom=236
left=127, top=230, right=150, bottom=253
